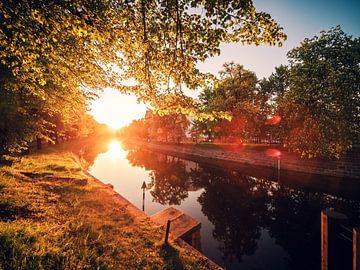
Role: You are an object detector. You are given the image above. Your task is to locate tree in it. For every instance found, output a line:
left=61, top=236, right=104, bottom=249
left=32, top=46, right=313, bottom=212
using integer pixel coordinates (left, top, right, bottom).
left=258, top=65, right=289, bottom=141
left=193, top=63, right=268, bottom=141
left=146, top=110, right=190, bottom=142
left=118, top=119, right=149, bottom=140
left=0, top=0, right=286, bottom=154
left=0, top=0, right=286, bottom=107
left=277, top=27, right=360, bottom=158
left=0, top=64, right=94, bottom=154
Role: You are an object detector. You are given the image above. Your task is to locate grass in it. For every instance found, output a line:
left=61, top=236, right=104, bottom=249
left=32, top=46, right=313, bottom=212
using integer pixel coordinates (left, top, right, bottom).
left=0, top=140, right=221, bottom=270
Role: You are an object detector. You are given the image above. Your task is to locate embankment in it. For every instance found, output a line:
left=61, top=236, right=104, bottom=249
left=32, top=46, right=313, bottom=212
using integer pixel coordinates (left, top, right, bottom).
left=135, top=141, right=360, bottom=179
left=0, top=140, right=222, bottom=270
left=132, top=140, right=360, bottom=200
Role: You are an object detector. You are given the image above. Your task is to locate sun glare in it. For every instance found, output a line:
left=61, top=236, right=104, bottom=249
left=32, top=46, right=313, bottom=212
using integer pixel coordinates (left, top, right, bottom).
left=90, top=88, right=147, bottom=129
left=107, top=140, right=126, bottom=158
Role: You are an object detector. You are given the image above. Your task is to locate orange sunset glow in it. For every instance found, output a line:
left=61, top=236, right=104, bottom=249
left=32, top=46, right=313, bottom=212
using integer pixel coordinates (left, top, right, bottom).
left=90, top=88, right=148, bottom=129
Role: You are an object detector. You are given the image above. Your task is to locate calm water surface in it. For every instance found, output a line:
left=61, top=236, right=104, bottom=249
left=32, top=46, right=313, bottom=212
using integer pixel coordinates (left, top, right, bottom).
left=88, top=140, right=360, bottom=270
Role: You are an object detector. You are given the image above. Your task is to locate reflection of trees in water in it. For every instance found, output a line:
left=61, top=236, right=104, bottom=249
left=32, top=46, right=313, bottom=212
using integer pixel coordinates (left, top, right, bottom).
left=125, top=147, right=360, bottom=268
left=127, top=148, right=195, bottom=205
left=267, top=186, right=360, bottom=270
left=76, top=136, right=111, bottom=166
left=190, top=166, right=360, bottom=268
left=148, top=167, right=189, bottom=205
left=191, top=168, right=272, bottom=263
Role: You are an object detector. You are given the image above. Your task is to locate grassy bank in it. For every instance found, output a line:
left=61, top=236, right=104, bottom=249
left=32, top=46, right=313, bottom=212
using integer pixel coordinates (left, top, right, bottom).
left=0, top=140, right=221, bottom=270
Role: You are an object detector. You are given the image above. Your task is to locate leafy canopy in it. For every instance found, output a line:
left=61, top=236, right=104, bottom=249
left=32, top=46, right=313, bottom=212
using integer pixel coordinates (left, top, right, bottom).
left=0, top=0, right=286, bottom=153
left=192, top=63, right=270, bottom=140
left=274, top=26, right=360, bottom=158
left=0, top=0, right=286, bottom=105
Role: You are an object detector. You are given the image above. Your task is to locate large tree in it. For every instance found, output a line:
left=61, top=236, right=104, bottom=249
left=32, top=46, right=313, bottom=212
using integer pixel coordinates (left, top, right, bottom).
left=275, top=27, right=360, bottom=158
left=0, top=0, right=286, bottom=153
left=193, top=63, right=268, bottom=141
left=0, top=0, right=286, bottom=104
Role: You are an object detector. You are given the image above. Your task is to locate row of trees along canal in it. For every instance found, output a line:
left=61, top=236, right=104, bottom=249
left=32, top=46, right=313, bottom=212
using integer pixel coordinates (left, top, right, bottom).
left=0, top=0, right=286, bottom=157
left=0, top=0, right=358, bottom=160
left=120, top=27, right=360, bottom=159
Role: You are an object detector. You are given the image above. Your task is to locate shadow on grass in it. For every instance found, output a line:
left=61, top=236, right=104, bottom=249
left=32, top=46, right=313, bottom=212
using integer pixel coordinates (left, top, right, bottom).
left=41, top=183, right=87, bottom=196
left=0, top=202, right=34, bottom=221
left=44, top=164, right=67, bottom=171
left=159, top=243, right=185, bottom=270
left=20, top=171, right=53, bottom=178
left=0, top=181, right=6, bottom=191
left=0, top=158, right=13, bottom=166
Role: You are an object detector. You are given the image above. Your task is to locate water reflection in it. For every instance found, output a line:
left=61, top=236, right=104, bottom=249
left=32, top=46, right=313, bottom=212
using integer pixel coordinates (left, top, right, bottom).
left=87, top=140, right=360, bottom=270
left=127, top=150, right=196, bottom=205
left=107, top=140, right=127, bottom=158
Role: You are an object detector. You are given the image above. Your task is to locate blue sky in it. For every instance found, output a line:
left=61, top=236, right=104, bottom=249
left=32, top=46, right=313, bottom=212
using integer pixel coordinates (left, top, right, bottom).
left=196, top=0, right=360, bottom=80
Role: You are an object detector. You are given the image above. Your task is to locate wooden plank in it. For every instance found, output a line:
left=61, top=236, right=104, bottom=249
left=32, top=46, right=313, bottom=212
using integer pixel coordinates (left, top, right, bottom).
left=321, top=210, right=328, bottom=270
left=151, top=207, right=183, bottom=224
left=151, top=207, right=201, bottom=239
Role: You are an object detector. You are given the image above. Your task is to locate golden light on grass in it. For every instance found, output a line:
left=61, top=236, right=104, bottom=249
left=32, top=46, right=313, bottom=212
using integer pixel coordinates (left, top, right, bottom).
left=90, top=88, right=147, bottom=130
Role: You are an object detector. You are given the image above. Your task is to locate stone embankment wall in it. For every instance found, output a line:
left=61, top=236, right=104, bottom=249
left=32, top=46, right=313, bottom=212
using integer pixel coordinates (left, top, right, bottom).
left=137, top=141, right=360, bottom=179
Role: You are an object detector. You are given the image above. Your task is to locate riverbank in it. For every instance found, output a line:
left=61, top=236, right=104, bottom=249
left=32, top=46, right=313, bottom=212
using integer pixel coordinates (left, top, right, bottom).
left=134, top=140, right=360, bottom=179
left=0, top=140, right=222, bottom=270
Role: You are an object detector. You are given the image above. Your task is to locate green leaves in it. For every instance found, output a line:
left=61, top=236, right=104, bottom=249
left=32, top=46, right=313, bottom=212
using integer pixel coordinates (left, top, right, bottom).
left=276, top=26, right=360, bottom=159
left=193, top=63, right=268, bottom=140
left=0, top=0, right=286, bottom=99
left=0, top=0, right=287, bottom=154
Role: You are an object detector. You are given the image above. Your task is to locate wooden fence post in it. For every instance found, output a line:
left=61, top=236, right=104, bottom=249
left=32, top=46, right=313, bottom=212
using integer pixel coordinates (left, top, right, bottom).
left=354, top=228, right=360, bottom=270
left=164, top=220, right=171, bottom=245
left=321, top=210, right=328, bottom=270
left=36, top=137, right=42, bottom=150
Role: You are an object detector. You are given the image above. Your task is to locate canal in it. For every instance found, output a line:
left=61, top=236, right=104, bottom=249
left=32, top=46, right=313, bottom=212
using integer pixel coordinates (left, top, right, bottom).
left=87, top=139, right=360, bottom=270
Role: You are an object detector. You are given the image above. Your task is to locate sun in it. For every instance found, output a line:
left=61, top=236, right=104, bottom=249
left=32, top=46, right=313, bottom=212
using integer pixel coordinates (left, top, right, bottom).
left=90, top=88, right=147, bottom=129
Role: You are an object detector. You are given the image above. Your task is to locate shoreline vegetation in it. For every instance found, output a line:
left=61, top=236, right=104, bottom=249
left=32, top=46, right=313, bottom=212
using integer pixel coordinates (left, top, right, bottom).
left=0, top=138, right=222, bottom=270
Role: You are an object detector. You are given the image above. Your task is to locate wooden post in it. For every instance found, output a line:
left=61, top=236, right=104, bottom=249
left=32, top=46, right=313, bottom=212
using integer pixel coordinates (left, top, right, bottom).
left=143, top=189, right=145, bottom=212
left=277, top=157, right=281, bottom=182
left=354, top=228, right=360, bottom=270
left=164, top=220, right=171, bottom=245
left=141, top=181, right=146, bottom=212
left=321, top=211, right=328, bottom=270
left=36, top=137, right=42, bottom=150
left=277, top=157, right=281, bottom=171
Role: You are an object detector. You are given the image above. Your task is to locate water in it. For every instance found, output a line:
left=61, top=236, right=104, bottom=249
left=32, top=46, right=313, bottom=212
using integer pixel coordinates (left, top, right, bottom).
left=87, top=139, right=360, bottom=270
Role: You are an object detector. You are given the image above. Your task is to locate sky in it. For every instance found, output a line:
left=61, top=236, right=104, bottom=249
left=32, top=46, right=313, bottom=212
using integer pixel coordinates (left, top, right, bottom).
left=90, top=0, right=360, bottom=128
left=197, top=0, right=360, bottom=80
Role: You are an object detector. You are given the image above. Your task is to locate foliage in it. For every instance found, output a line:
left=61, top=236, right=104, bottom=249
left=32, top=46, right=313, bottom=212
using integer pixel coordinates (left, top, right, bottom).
left=275, top=27, right=360, bottom=158
left=147, top=111, right=190, bottom=142
left=0, top=0, right=286, bottom=97
left=120, top=109, right=190, bottom=142
left=0, top=0, right=286, bottom=154
left=193, top=27, right=359, bottom=159
left=0, top=64, right=99, bottom=154
left=192, top=63, right=269, bottom=141
left=118, top=119, right=150, bottom=139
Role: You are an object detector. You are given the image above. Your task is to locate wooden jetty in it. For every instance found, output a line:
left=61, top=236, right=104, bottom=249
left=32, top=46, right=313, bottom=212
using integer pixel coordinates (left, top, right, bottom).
left=151, top=207, right=201, bottom=240
left=151, top=208, right=222, bottom=268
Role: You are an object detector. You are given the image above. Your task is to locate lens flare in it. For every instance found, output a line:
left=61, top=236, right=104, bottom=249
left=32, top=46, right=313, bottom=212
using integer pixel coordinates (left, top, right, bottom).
left=265, top=148, right=282, bottom=158
left=265, top=115, right=282, bottom=125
